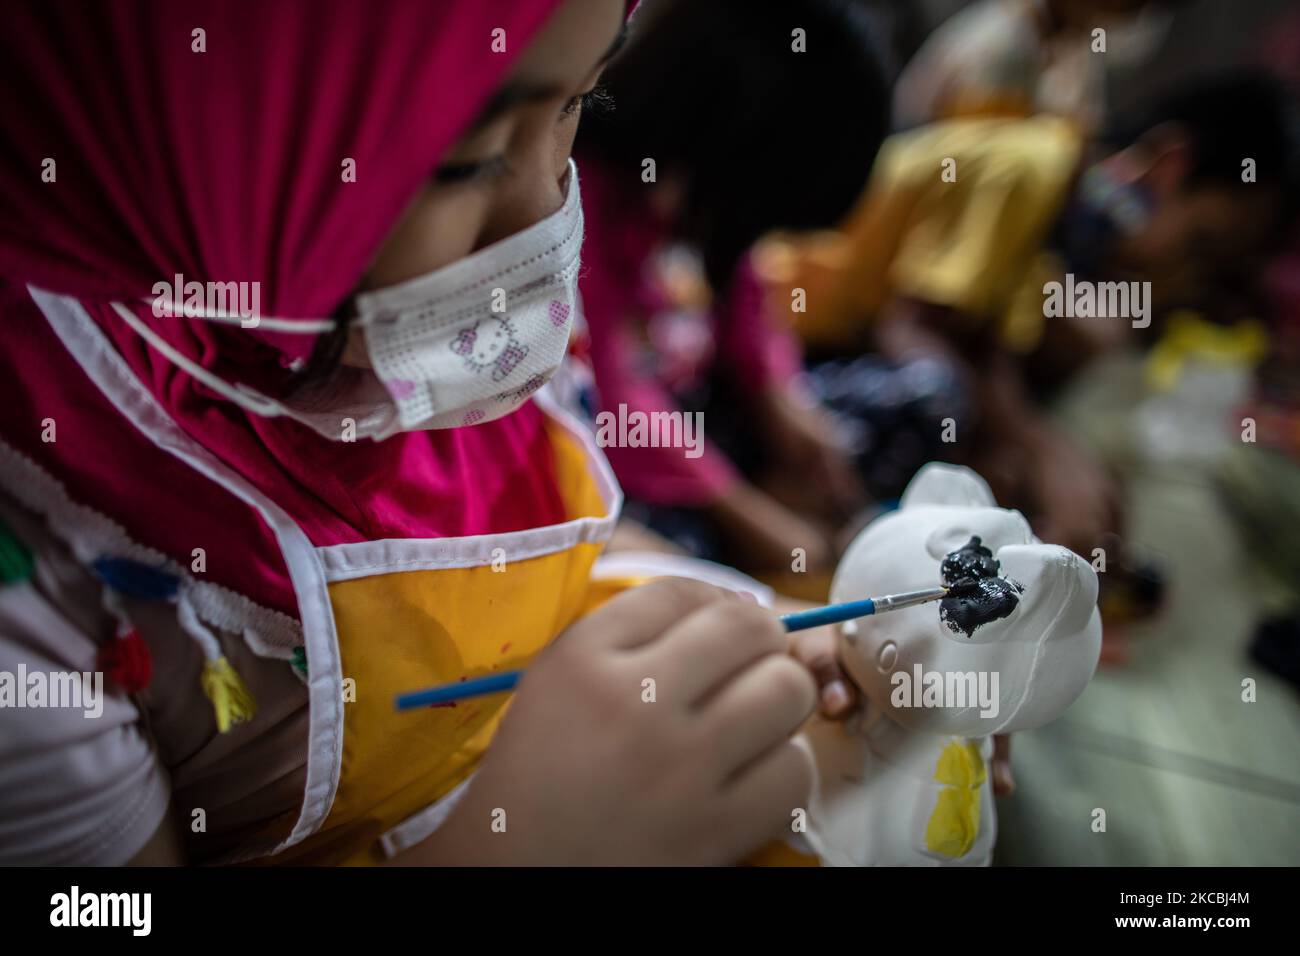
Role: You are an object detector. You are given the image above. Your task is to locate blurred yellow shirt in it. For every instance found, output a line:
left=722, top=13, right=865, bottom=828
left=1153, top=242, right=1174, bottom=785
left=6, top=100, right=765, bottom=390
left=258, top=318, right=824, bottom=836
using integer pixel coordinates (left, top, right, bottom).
left=756, top=115, right=1082, bottom=354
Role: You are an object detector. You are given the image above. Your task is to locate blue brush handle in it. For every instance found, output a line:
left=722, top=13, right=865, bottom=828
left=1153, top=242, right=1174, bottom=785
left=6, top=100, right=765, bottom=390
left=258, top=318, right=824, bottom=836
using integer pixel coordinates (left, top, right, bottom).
left=394, top=599, right=881, bottom=711
left=779, top=597, right=876, bottom=632
left=395, top=670, right=522, bottom=711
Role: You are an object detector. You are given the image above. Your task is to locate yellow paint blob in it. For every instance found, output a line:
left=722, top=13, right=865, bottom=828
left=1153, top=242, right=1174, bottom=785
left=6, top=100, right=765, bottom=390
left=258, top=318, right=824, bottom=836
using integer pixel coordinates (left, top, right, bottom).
left=924, top=739, right=986, bottom=858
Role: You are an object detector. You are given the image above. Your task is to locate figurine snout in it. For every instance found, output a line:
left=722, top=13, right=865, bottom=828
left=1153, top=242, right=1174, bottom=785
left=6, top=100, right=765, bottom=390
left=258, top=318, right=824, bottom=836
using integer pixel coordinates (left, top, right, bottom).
left=994, top=544, right=1099, bottom=640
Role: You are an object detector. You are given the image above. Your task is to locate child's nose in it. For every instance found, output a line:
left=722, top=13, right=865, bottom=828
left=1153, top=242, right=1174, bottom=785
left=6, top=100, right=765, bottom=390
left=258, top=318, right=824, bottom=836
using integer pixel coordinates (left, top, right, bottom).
left=478, top=157, right=569, bottom=248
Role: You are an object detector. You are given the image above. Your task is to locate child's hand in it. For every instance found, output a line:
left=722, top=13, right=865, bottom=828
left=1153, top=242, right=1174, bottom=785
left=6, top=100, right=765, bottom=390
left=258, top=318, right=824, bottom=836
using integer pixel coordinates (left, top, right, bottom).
left=1028, top=428, right=1121, bottom=558
left=991, top=734, right=1015, bottom=796
left=710, top=481, right=835, bottom=571
left=790, top=620, right=858, bottom=719
left=772, top=594, right=859, bottom=720
left=415, top=578, right=817, bottom=865
left=759, top=384, right=868, bottom=522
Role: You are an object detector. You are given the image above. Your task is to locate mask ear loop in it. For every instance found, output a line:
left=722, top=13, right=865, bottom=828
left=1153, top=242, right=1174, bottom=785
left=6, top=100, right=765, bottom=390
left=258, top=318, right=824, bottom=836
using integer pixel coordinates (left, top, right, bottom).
left=111, top=302, right=322, bottom=418
left=141, top=298, right=337, bottom=334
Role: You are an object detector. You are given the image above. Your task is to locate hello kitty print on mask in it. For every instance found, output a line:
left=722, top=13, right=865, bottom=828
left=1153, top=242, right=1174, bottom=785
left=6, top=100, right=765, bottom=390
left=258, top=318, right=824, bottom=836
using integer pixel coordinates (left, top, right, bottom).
left=450, top=316, right=530, bottom=382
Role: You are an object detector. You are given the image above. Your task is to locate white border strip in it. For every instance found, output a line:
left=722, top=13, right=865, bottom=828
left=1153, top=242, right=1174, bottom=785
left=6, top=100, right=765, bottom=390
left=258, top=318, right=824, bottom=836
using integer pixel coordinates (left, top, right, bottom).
left=534, top=385, right=622, bottom=516
left=376, top=775, right=474, bottom=860
left=592, top=552, right=775, bottom=607
left=0, top=438, right=303, bottom=650
left=28, top=286, right=343, bottom=854
left=319, top=519, right=614, bottom=580
left=317, top=386, right=623, bottom=581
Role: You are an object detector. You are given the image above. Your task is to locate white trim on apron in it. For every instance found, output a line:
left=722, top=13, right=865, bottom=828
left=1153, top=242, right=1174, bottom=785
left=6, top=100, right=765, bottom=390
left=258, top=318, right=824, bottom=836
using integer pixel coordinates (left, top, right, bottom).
left=31, top=286, right=345, bottom=852
left=317, top=388, right=621, bottom=581
left=0, top=436, right=304, bottom=653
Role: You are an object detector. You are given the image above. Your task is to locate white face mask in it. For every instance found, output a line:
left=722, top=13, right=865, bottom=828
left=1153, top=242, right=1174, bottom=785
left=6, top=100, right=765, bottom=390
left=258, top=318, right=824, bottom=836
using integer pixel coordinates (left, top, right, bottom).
left=113, top=160, right=583, bottom=441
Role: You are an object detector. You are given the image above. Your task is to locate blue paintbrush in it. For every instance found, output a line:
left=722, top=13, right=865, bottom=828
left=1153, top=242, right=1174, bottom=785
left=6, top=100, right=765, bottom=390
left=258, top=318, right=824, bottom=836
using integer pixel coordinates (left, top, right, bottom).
left=394, top=586, right=948, bottom=711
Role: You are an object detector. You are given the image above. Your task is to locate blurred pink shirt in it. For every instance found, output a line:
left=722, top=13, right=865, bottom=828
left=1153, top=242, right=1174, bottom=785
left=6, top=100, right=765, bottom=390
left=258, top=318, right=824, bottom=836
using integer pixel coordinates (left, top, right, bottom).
left=579, top=157, right=802, bottom=507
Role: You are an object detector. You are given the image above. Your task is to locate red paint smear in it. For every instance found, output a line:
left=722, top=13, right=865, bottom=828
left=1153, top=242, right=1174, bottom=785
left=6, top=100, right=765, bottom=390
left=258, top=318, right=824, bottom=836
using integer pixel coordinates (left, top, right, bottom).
left=500, top=642, right=512, bottom=654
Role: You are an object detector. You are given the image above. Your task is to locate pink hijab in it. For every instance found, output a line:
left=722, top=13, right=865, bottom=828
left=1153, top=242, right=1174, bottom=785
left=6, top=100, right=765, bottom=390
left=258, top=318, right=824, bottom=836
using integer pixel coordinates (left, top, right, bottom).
left=0, top=0, right=569, bottom=615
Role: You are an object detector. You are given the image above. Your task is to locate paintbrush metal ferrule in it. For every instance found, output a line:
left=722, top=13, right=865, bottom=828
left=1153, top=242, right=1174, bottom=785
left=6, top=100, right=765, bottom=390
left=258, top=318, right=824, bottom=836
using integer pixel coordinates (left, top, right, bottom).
left=777, top=585, right=949, bottom=632
left=870, top=586, right=950, bottom=614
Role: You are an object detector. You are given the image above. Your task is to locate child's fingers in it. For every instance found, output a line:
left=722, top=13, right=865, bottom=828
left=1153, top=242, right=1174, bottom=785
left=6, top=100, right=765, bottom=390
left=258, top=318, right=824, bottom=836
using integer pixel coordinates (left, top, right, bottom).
left=701, top=653, right=816, bottom=777
left=643, top=599, right=788, bottom=706
left=717, top=738, right=814, bottom=857
left=574, top=576, right=740, bottom=651
left=992, top=733, right=1015, bottom=796
left=791, top=624, right=858, bottom=718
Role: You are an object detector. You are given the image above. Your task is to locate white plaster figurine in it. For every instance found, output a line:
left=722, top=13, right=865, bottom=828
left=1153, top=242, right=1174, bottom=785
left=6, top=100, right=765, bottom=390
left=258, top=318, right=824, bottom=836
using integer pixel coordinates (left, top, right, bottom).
left=795, top=463, right=1102, bottom=866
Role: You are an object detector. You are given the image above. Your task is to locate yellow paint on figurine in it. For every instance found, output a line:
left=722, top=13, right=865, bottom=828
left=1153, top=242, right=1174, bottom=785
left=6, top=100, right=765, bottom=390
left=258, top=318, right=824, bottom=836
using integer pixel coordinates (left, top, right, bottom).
left=924, top=739, right=986, bottom=858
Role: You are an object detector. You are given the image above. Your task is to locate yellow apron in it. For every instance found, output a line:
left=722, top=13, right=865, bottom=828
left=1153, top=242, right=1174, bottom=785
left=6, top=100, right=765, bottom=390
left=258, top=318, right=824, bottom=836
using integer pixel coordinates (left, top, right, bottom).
left=271, top=393, right=625, bottom=864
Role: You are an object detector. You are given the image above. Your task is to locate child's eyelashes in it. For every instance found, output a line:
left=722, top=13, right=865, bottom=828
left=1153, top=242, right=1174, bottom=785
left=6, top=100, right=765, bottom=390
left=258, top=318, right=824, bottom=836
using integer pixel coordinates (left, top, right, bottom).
left=433, top=154, right=512, bottom=185
left=561, top=84, right=613, bottom=120
left=434, top=86, right=613, bottom=185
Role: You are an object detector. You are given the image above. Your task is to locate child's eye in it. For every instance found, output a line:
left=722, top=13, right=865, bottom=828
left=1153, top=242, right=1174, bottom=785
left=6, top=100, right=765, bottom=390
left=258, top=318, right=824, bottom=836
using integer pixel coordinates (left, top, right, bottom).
left=561, top=84, right=612, bottom=120
left=433, top=154, right=511, bottom=185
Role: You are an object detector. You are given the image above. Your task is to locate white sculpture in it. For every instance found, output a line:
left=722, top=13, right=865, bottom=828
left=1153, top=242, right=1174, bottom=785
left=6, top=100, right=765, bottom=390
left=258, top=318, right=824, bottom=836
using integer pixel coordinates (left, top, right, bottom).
left=796, top=463, right=1102, bottom=866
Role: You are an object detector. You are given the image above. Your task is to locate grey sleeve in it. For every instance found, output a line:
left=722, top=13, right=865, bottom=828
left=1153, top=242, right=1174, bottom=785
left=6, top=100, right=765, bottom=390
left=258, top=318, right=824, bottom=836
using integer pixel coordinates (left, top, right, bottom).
left=0, top=577, right=172, bottom=865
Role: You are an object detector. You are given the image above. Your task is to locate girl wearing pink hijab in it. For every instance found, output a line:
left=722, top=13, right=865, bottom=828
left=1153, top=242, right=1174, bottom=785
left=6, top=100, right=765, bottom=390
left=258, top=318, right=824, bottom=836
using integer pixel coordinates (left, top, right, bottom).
left=0, top=0, right=823, bottom=865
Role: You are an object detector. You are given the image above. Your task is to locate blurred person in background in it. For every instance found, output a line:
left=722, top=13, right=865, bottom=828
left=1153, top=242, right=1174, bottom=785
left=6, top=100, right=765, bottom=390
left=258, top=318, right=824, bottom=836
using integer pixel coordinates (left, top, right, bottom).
left=577, top=0, right=890, bottom=574
left=894, top=0, right=1181, bottom=135
left=758, top=71, right=1299, bottom=574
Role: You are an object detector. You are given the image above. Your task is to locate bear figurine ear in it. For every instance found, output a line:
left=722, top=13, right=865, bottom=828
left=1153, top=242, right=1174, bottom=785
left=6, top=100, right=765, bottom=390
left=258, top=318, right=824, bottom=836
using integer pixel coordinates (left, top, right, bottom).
left=900, top=463, right=997, bottom=510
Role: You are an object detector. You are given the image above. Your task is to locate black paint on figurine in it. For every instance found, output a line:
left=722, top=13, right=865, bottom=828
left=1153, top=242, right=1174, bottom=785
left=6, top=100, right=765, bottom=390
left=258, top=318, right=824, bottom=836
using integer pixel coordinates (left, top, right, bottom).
left=939, top=536, right=1023, bottom=637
